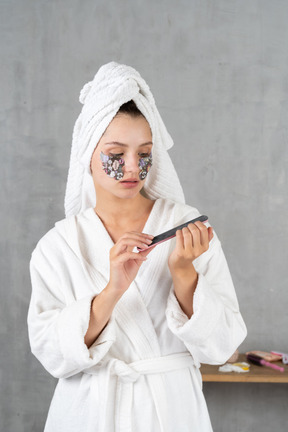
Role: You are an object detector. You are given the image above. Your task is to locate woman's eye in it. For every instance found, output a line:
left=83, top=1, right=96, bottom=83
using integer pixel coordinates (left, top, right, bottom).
left=139, top=153, right=150, bottom=158
left=109, top=153, right=124, bottom=157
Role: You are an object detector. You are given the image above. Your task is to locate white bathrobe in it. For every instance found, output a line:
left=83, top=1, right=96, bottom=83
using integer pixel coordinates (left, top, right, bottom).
left=28, top=198, right=247, bottom=432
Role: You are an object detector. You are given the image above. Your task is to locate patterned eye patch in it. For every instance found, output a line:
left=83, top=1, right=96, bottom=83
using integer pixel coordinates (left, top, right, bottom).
left=138, top=153, right=153, bottom=180
left=100, top=152, right=125, bottom=180
left=100, top=152, right=153, bottom=180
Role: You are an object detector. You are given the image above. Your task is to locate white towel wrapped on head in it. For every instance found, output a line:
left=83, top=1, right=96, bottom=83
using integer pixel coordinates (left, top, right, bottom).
left=64, top=61, right=185, bottom=218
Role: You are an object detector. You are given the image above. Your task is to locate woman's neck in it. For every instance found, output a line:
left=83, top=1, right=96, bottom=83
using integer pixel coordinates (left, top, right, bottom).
left=95, top=193, right=154, bottom=228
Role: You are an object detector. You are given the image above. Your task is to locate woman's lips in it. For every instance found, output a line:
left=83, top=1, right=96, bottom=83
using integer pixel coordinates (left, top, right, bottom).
left=120, top=179, right=139, bottom=188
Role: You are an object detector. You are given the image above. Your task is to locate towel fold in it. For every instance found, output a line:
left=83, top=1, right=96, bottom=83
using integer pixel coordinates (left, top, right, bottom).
left=64, top=62, right=185, bottom=217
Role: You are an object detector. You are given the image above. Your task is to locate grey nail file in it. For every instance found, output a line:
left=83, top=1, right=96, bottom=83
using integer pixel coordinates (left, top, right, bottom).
left=138, top=215, right=208, bottom=251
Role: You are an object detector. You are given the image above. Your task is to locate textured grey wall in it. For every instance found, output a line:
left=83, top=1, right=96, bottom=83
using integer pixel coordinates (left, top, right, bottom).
left=1, top=0, right=288, bottom=431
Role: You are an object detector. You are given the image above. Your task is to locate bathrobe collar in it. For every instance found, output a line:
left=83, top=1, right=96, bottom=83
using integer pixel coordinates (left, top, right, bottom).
left=54, top=199, right=170, bottom=358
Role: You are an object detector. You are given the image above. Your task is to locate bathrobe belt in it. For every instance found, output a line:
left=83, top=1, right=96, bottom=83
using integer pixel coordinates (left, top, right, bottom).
left=85, top=352, right=195, bottom=432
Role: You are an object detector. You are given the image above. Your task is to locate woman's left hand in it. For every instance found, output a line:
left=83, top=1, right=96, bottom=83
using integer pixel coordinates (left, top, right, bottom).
left=168, top=221, right=213, bottom=273
left=168, top=222, right=214, bottom=318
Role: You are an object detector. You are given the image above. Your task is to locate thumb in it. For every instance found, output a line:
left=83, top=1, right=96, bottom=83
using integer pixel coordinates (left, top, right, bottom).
left=138, top=245, right=155, bottom=258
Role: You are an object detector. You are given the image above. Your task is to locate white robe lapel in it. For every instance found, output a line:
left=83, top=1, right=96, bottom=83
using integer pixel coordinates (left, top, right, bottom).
left=115, top=282, right=161, bottom=357
left=56, top=211, right=112, bottom=292
left=57, top=210, right=162, bottom=358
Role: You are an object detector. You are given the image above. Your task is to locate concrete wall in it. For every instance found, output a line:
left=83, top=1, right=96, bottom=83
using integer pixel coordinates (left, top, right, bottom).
left=1, top=0, right=287, bottom=430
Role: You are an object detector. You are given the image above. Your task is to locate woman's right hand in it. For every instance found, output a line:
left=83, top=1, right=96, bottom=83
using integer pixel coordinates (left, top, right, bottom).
left=108, top=232, right=154, bottom=295
left=85, top=232, right=154, bottom=348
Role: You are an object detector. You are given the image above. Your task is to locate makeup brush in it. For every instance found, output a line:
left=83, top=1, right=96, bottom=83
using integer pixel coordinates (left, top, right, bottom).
left=246, top=354, right=284, bottom=373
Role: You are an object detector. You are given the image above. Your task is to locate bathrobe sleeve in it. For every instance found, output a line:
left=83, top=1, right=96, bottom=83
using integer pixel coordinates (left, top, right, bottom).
left=27, top=229, right=116, bottom=379
left=165, top=230, right=247, bottom=367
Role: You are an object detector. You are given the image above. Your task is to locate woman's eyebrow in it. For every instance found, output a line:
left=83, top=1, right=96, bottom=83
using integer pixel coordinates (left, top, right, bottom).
left=104, top=141, right=153, bottom=147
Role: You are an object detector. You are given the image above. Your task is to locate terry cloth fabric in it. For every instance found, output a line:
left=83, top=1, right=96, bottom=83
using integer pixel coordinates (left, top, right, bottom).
left=64, top=62, right=185, bottom=218
left=28, top=198, right=248, bottom=432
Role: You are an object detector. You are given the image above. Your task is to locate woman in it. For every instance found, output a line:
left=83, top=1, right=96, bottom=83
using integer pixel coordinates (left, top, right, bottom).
left=28, top=62, right=247, bottom=432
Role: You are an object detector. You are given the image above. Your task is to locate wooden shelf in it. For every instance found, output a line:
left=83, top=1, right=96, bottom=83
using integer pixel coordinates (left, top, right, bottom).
left=201, top=354, right=288, bottom=383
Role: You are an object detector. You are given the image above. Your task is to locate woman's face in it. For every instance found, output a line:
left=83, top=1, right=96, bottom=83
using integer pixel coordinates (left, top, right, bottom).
left=91, top=114, right=153, bottom=200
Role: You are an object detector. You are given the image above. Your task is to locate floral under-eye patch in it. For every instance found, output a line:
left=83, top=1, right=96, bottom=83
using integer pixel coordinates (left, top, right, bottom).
left=138, top=152, right=153, bottom=180
left=100, top=152, right=125, bottom=180
left=100, top=151, right=153, bottom=180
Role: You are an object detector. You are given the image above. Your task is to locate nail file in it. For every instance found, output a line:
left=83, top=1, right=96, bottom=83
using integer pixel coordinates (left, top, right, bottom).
left=138, top=215, right=208, bottom=251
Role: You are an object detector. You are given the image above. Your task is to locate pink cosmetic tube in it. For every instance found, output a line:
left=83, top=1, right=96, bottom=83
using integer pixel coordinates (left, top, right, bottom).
left=261, top=359, right=284, bottom=373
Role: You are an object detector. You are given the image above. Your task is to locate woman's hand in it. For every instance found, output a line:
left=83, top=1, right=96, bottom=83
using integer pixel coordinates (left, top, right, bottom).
left=85, top=232, right=153, bottom=348
left=108, top=232, right=154, bottom=295
left=168, top=221, right=213, bottom=272
left=168, top=221, right=213, bottom=318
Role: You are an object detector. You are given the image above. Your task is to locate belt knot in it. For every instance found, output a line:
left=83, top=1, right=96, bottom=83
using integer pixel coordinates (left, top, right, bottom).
left=111, top=359, right=140, bottom=384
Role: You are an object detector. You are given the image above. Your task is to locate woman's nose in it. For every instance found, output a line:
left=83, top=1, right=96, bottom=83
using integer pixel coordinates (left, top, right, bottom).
left=124, top=154, right=139, bottom=172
